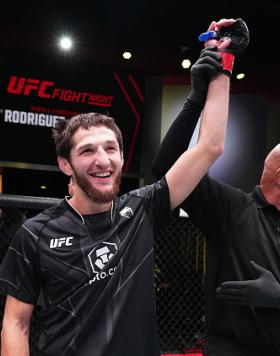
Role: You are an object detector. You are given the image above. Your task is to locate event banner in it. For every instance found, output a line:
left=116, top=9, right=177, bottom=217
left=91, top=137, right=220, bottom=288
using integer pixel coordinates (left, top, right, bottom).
left=0, top=53, right=144, bottom=173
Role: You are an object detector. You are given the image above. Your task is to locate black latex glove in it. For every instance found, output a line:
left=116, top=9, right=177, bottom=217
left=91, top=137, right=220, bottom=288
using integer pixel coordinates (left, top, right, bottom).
left=188, top=47, right=223, bottom=105
left=216, top=261, right=280, bottom=308
left=217, top=18, right=250, bottom=56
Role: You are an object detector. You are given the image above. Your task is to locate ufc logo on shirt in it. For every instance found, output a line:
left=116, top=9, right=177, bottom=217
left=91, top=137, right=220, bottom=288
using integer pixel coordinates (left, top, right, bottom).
left=50, top=236, right=74, bottom=248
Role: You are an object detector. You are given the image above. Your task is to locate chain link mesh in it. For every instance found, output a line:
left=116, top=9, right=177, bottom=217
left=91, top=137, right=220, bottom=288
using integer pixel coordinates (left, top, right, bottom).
left=155, top=212, right=206, bottom=354
left=0, top=198, right=206, bottom=355
left=0, top=205, right=41, bottom=355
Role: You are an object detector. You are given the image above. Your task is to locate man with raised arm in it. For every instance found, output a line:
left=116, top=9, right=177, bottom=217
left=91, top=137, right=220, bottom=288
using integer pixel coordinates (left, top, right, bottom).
left=0, top=20, right=231, bottom=356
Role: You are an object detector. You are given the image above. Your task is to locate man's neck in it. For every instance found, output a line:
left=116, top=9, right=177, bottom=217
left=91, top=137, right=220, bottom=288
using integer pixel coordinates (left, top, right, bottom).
left=69, top=195, right=112, bottom=215
left=260, top=185, right=280, bottom=211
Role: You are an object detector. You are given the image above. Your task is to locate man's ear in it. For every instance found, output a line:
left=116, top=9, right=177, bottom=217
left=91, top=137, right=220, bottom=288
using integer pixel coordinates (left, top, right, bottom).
left=58, top=156, right=73, bottom=177
left=276, top=168, right=280, bottom=186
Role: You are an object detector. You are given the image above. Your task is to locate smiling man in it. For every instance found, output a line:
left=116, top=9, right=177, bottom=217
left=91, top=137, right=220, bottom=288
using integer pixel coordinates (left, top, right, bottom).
left=57, top=118, right=124, bottom=210
left=0, top=32, right=230, bottom=355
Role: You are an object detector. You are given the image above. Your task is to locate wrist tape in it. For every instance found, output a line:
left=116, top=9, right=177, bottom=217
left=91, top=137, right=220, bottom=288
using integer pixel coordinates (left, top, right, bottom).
left=220, top=52, right=235, bottom=76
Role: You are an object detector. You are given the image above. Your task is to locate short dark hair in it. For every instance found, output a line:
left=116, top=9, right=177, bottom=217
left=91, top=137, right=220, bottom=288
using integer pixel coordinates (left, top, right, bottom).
left=52, top=112, right=123, bottom=160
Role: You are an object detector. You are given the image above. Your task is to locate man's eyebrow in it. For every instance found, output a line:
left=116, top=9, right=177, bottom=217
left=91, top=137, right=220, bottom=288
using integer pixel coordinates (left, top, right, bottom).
left=77, top=140, right=118, bottom=150
left=77, top=143, right=94, bottom=151
left=104, top=140, right=118, bottom=146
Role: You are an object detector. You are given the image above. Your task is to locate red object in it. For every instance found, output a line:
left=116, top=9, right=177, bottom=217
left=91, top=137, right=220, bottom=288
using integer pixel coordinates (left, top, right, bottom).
left=220, top=52, right=235, bottom=74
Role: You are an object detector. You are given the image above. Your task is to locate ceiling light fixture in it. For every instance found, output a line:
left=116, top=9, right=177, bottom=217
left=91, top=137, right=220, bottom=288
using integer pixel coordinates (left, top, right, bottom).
left=181, top=59, right=191, bottom=69
left=236, top=73, right=245, bottom=80
left=59, top=36, right=73, bottom=51
left=122, top=51, right=132, bottom=60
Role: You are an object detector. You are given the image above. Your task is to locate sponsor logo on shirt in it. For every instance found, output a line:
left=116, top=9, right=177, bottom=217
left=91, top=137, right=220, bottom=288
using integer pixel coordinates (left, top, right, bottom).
left=50, top=236, right=74, bottom=248
left=119, top=206, right=133, bottom=219
left=88, top=242, right=118, bottom=285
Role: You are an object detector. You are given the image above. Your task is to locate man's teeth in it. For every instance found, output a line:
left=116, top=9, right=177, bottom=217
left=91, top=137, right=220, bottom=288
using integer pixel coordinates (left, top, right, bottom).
left=94, top=172, right=111, bottom=177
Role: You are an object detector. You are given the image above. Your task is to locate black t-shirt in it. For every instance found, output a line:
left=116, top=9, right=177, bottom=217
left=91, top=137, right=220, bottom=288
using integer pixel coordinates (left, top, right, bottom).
left=182, top=174, right=280, bottom=356
left=0, top=178, right=171, bottom=356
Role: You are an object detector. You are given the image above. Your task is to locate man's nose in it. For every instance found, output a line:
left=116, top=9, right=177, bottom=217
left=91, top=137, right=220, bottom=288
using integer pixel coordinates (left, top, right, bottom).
left=95, top=147, right=110, bottom=167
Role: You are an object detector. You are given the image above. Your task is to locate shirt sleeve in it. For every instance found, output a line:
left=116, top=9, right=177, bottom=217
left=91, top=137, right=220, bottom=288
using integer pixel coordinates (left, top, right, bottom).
left=0, top=223, right=41, bottom=304
left=130, top=177, right=172, bottom=231
left=151, top=99, right=203, bottom=179
left=181, top=174, right=248, bottom=235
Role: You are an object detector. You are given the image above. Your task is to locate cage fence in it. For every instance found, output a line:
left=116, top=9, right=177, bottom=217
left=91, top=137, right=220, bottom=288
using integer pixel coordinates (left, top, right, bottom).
left=0, top=195, right=206, bottom=355
left=155, top=211, right=206, bottom=354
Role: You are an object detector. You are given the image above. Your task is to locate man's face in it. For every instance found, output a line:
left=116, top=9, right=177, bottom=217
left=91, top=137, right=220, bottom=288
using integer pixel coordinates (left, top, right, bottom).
left=68, top=126, right=123, bottom=204
left=260, top=144, right=280, bottom=187
left=264, top=144, right=280, bottom=169
left=262, top=145, right=280, bottom=175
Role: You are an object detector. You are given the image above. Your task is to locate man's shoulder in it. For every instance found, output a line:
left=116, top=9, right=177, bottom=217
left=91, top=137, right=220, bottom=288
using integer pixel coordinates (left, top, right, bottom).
left=122, top=177, right=168, bottom=200
left=199, top=174, right=248, bottom=197
left=185, top=175, right=252, bottom=215
left=23, top=199, right=67, bottom=232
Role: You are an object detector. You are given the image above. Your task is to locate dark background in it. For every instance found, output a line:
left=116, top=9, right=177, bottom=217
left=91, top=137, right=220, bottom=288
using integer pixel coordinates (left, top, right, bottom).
left=0, top=0, right=279, bottom=84
left=0, top=1, right=279, bottom=197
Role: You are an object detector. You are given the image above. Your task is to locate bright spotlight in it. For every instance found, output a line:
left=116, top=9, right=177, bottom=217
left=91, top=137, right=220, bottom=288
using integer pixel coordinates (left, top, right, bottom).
left=236, top=73, right=245, bottom=80
left=181, top=59, right=191, bottom=69
left=122, top=51, right=132, bottom=60
left=59, top=36, right=73, bottom=50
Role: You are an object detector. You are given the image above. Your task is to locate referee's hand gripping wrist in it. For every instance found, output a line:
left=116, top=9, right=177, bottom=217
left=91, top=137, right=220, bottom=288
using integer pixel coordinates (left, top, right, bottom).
left=188, top=47, right=223, bottom=105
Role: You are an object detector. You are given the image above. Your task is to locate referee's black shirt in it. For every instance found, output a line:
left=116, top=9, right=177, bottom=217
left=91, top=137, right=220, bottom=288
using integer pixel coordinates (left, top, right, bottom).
left=182, top=174, right=280, bottom=356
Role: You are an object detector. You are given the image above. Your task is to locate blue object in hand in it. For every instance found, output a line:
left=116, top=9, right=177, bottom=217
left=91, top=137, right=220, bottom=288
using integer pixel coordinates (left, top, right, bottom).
left=198, top=30, right=219, bottom=42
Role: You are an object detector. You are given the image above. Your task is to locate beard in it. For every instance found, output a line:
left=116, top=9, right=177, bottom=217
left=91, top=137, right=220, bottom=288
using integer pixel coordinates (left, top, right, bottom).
left=72, top=167, right=121, bottom=204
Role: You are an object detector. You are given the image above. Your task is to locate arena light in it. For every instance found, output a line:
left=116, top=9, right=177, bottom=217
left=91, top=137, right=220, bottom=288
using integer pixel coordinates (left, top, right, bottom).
left=181, top=59, right=191, bottom=69
left=122, top=51, right=132, bottom=60
left=59, top=36, right=73, bottom=51
left=236, top=72, right=245, bottom=80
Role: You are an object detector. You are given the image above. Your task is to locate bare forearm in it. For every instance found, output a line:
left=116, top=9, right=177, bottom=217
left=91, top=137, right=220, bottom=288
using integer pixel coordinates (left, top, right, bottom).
left=1, top=325, right=30, bottom=356
left=198, top=73, right=230, bottom=155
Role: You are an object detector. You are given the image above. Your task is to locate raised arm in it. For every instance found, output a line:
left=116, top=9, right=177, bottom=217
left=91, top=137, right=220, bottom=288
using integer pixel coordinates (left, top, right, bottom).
left=151, top=48, right=222, bottom=179
left=1, top=295, right=34, bottom=356
left=153, top=18, right=249, bottom=184
left=166, top=71, right=229, bottom=209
